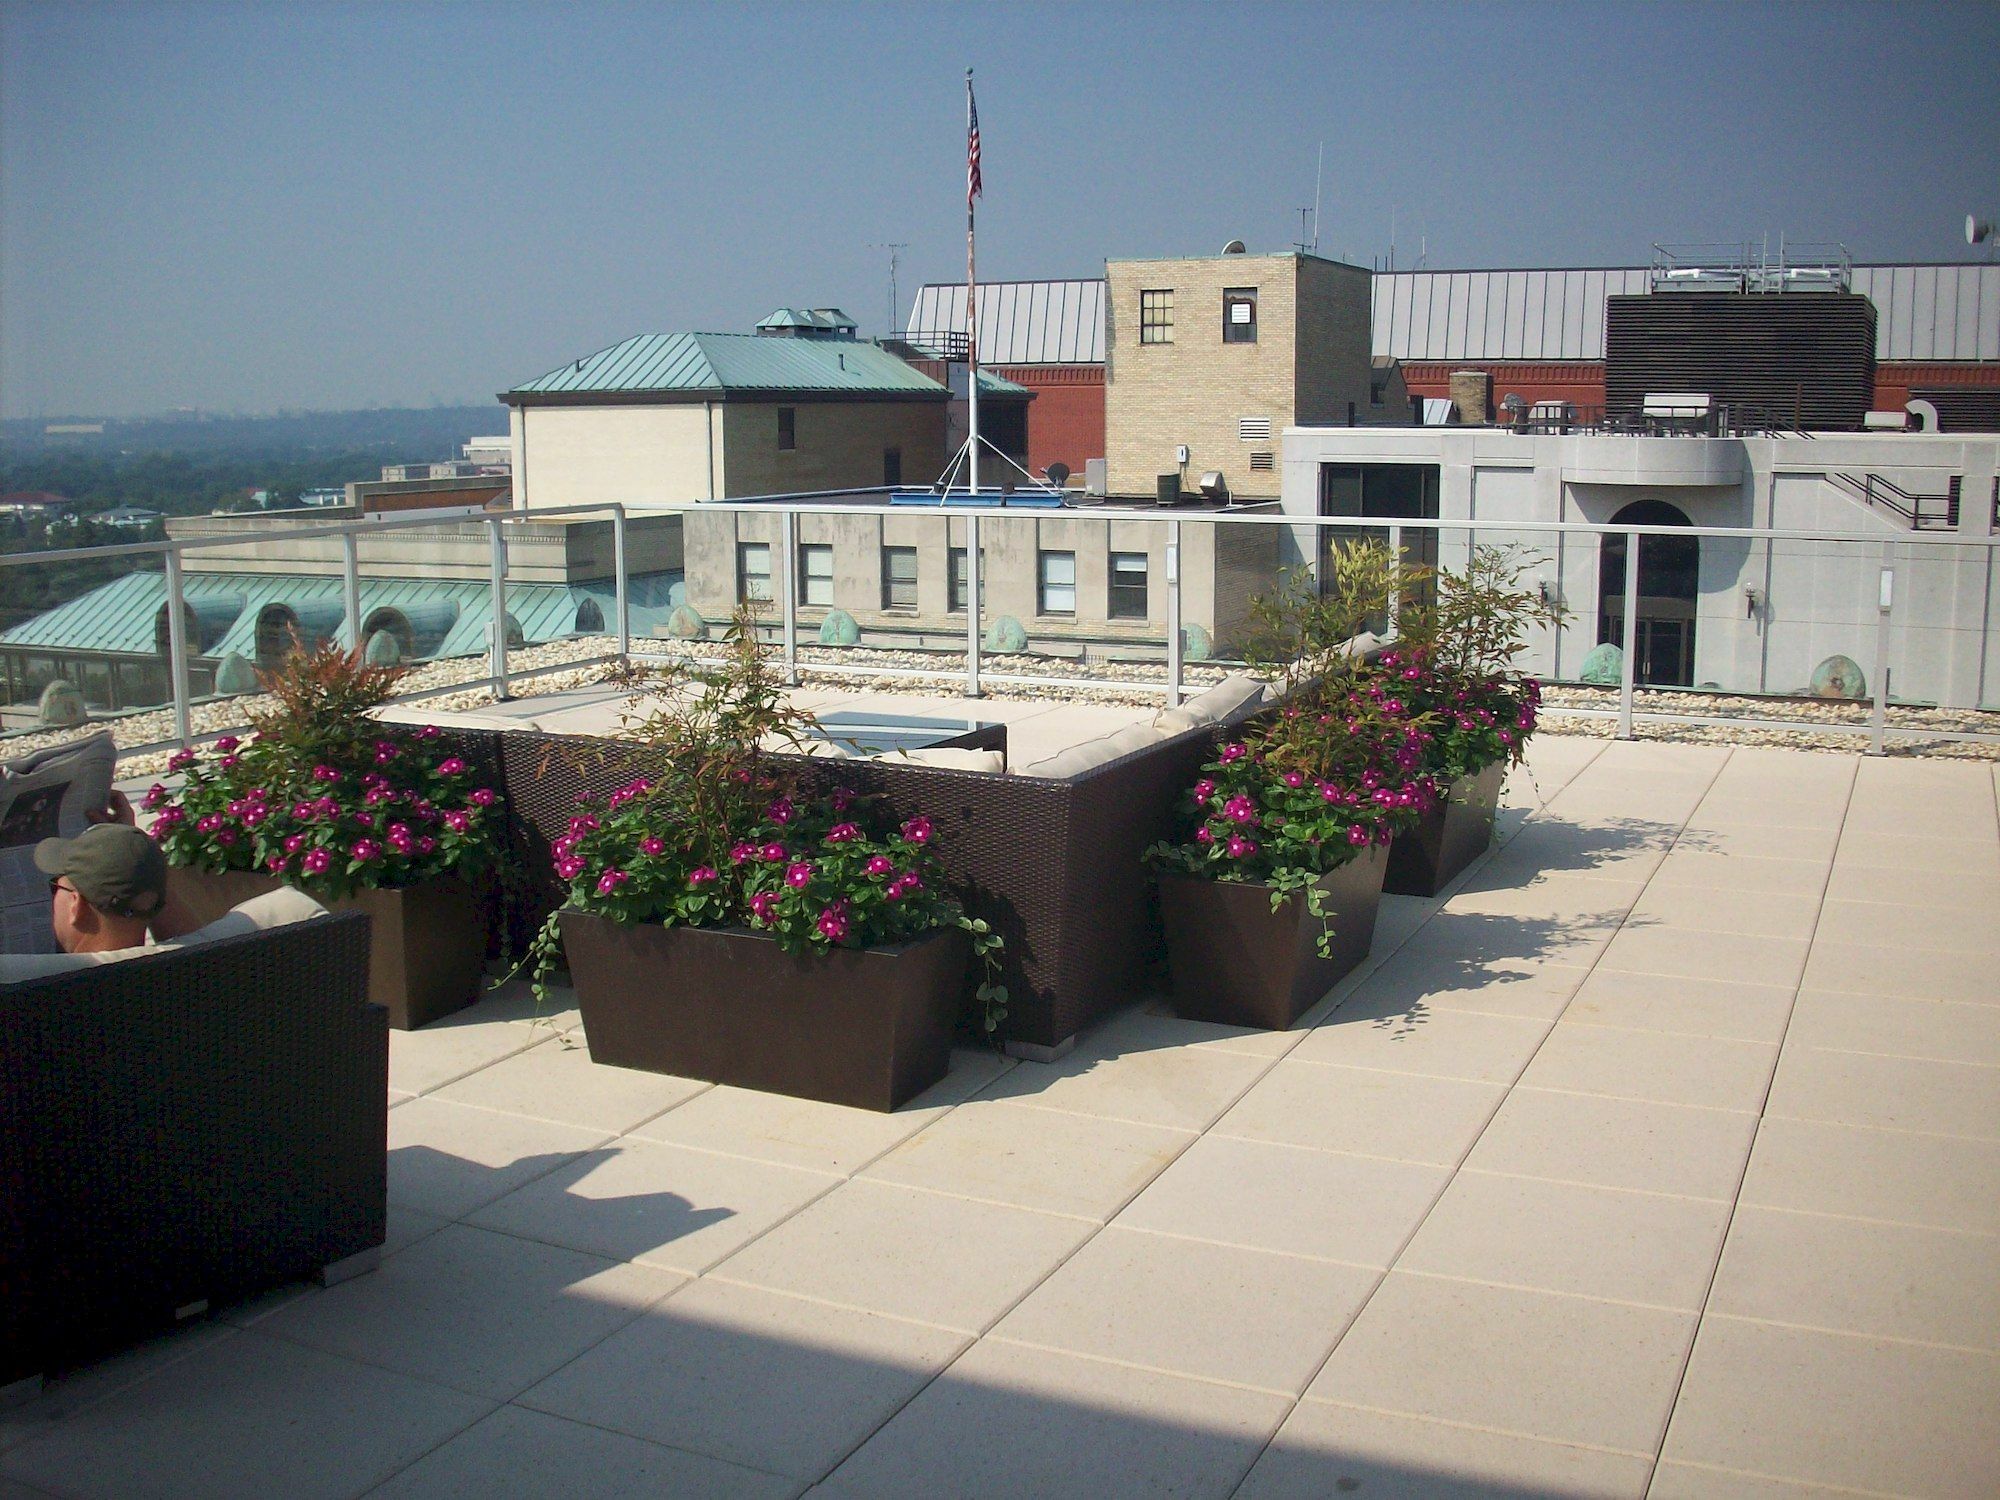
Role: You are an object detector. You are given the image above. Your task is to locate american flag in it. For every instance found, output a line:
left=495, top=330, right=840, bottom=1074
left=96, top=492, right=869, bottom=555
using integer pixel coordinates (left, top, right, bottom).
left=967, top=81, right=982, bottom=209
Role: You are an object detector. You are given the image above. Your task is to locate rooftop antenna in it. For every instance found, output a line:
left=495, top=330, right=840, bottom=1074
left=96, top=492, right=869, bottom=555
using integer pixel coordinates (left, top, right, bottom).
left=870, top=242, right=909, bottom=336
left=1296, top=208, right=1312, bottom=253
left=1312, top=141, right=1324, bottom=251
left=1389, top=205, right=1397, bottom=273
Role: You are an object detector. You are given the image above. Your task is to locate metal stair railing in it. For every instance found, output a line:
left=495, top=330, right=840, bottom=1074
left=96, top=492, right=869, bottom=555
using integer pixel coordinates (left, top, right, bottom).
left=1826, top=471, right=1960, bottom=530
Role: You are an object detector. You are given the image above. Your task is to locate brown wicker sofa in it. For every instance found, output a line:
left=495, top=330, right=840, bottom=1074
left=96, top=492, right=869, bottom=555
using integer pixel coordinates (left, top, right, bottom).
left=0, top=911, right=386, bottom=1392
left=491, top=683, right=1267, bottom=1058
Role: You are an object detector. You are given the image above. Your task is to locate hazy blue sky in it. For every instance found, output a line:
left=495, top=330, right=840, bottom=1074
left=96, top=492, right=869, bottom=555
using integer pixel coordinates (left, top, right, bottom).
left=4, top=0, right=1997, bottom=420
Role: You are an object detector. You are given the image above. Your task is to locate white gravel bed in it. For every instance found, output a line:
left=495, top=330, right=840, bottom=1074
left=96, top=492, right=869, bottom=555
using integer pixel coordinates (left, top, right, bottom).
left=17, top=637, right=1997, bottom=776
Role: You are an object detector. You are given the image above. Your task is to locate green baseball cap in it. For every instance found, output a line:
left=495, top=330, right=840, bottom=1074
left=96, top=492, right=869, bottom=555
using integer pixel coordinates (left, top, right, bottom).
left=35, top=823, right=168, bottom=918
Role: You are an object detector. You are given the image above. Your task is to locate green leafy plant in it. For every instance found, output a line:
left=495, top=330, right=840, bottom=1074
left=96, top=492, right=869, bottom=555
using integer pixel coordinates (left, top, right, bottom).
left=520, top=608, right=1008, bottom=1033
left=146, top=640, right=502, bottom=899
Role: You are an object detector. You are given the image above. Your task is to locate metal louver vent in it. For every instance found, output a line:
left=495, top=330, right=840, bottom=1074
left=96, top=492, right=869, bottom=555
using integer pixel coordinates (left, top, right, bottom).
left=1237, top=416, right=1273, bottom=441
left=1249, top=451, right=1275, bottom=471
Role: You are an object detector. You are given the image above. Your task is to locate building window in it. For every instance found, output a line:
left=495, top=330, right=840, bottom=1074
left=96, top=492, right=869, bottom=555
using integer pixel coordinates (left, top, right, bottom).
left=1108, top=552, right=1148, bottom=620
left=883, top=447, right=902, bottom=486
left=947, top=547, right=986, bottom=612
left=1038, top=550, right=1076, bottom=616
left=1140, top=289, right=1174, bottom=345
left=1223, top=287, right=1258, bottom=343
left=737, top=542, right=772, bottom=602
left=777, top=407, right=796, bottom=451
left=798, top=543, right=833, bottom=606
left=882, top=546, right=917, bottom=610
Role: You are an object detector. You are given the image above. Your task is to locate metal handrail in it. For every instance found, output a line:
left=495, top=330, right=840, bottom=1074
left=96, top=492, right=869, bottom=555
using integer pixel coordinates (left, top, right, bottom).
left=4, top=490, right=1995, bottom=756
left=1825, top=472, right=1960, bottom=530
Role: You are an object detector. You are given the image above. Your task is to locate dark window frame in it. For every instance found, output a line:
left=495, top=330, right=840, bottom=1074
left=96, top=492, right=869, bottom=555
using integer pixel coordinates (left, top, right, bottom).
left=777, top=406, right=796, bottom=451
left=947, top=546, right=986, bottom=613
left=882, top=545, right=918, bottom=610
left=1139, top=288, right=1175, bottom=345
left=1037, top=549, right=1077, bottom=617
left=1107, top=551, right=1148, bottom=620
left=1222, top=286, right=1258, bottom=344
left=797, top=542, right=833, bottom=607
left=737, top=541, right=773, bottom=603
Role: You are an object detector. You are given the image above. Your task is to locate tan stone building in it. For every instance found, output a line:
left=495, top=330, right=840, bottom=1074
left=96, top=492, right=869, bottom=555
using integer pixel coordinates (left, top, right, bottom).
left=1104, top=251, right=1376, bottom=500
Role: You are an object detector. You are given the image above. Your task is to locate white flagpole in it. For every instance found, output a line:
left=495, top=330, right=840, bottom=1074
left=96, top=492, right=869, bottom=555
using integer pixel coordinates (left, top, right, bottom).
left=965, top=67, right=980, bottom=501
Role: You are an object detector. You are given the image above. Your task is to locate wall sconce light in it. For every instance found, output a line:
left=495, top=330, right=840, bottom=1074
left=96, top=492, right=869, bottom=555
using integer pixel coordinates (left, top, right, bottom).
left=1744, top=585, right=1765, bottom=618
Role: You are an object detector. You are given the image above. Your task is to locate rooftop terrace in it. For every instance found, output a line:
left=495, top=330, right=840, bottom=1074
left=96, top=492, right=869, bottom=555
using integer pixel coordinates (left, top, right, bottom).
left=5, top=735, right=1997, bottom=1498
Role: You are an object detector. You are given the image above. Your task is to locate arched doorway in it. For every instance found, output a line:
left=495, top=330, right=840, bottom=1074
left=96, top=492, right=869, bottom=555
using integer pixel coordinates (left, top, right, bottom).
left=1599, top=499, right=1698, bottom=687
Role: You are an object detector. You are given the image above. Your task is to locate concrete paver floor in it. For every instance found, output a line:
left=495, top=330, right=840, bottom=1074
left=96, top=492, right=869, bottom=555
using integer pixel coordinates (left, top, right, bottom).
left=8, top=739, right=1998, bottom=1498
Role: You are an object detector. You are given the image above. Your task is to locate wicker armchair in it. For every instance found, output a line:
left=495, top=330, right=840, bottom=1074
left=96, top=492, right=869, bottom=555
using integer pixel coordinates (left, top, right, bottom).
left=0, top=911, right=386, bottom=1392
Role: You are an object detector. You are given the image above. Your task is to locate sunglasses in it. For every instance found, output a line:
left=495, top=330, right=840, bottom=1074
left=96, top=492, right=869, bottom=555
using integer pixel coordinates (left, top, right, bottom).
left=48, top=877, right=76, bottom=898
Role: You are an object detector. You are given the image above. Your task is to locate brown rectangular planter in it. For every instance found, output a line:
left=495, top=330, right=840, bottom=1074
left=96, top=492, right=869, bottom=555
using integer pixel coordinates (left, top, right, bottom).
left=1383, top=761, right=1506, bottom=898
left=164, top=866, right=487, bottom=1030
left=1158, top=843, right=1388, bottom=1030
left=558, top=911, right=969, bottom=1112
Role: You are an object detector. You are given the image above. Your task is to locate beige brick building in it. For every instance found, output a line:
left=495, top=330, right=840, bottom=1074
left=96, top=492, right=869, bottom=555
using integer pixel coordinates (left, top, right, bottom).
left=1105, top=251, right=1375, bottom=500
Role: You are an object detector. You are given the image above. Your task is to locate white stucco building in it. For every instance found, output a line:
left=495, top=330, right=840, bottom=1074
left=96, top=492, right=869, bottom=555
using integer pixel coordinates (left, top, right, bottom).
left=1280, top=425, right=2000, bottom=709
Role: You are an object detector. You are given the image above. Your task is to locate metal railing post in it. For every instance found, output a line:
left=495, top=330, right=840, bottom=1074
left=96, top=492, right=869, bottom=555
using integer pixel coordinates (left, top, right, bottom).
left=1387, top=523, right=1403, bottom=639
left=965, top=512, right=983, bottom=697
left=340, top=533, right=362, bottom=652
left=1164, top=518, right=1183, bottom=706
left=163, top=547, right=192, bottom=749
left=612, top=506, right=631, bottom=663
left=487, top=516, right=510, bottom=700
left=1870, top=549, right=1893, bottom=755
left=779, top=508, right=799, bottom=685
left=1617, top=529, right=1640, bottom=739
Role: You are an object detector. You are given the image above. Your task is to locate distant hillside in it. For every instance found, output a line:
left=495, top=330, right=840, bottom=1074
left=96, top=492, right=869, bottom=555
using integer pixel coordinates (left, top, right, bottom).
left=0, top=404, right=510, bottom=458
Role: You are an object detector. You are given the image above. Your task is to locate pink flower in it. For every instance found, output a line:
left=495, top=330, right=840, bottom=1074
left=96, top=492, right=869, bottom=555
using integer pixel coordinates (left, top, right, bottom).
left=816, top=904, right=850, bottom=943
left=167, top=749, right=196, bottom=772
left=142, top=783, right=168, bottom=811
left=284, top=833, right=307, bottom=854
left=900, top=816, right=933, bottom=845
left=417, top=725, right=441, bottom=740
left=1222, top=794, right=1258, bottom=825
left=825, top=822, right=859, bottom=844
left=785, top=861, right=814, bottom=889
left=688, top=866, right=718, bottom=885
left=865, top=855, right=894, bottom=877
left=728, top=841, right=755, bottom=864
left=595, top=868, right=628, bottom=895
left=218, top=755, right=240, bottom=772
left=444, top=811, right=471, bottom=833
left=1347, top=825, right=1371, bottom=846
left=436, top=757, right=466, bottom=776
left=749, top=892, right=778, bottom=923
left=555, top=856, right=585, bottom=881
left=1194, top=827, right=1214, bottom=845
left=196, top=813, right=224, bottom=833
left=216, top=830, right=237, bottom=847
left=303, top=848, right=332, bottom=874
left=374, top=747, right=396, bottom=765
left=1225, top=834, right=1257, bottom=858
left=1319, top=782, right=1339, bottom=803
left=1192, top=779, right=1216, bottom=803
left=351, top=839, right=380, bottom=861
left=1282, top=770, right=1305, bottom=788
left=214, top=735, right=239, bottom=753
left=640, top=836, right=666, bottom=856
left=267, top=854, right=289, bottom=872
left=153, top=806, right=183, bottom=827
left=1219, top=743, right=1246, bottom=764
left=469, top=787, right=496, bottom=807
left=761, top=841, right=787, bottom=863
left=313, top=764, right=338, bottom=782
left=767, top=797, right=794, bottom=825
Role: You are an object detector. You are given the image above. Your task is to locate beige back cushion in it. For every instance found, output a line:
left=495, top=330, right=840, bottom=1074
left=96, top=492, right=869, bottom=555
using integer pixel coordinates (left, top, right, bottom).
left=1015, top=720, right=1169, bottom=780
left=0, top=886, right=329, bottom=983
left=891, top=747, right=1006, bottom=773
left=1180, top=672, right=1270, bottom=726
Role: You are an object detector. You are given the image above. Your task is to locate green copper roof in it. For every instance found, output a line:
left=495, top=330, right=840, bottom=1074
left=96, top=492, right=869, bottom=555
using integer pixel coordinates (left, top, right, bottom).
left=508, top=333, right=947, bottom=399
left=0, top=569, right=685, bottom=662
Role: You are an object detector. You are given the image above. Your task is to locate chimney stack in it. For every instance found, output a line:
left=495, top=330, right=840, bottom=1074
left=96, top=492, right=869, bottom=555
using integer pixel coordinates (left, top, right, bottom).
left=1450, top=370, right=1494, bottom=426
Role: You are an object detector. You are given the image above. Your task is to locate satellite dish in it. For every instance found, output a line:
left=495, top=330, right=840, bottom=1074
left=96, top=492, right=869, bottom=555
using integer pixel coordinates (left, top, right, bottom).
left=1968, top=215, right=1994, bottom=246
left=1222, top=239, right=1247, bottom=254
left=1044, top=461, right=1071, bottom=488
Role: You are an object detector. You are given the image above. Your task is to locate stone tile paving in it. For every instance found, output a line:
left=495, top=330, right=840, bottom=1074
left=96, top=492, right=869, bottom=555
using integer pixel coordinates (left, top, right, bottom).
left=8, top=738, right=1999, bottom=1498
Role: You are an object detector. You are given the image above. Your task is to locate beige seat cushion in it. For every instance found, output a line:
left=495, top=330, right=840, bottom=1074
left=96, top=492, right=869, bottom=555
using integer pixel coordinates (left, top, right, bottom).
left=0, top=886, right=329, bottom=983
left=1151, top=706, right=1205, bottom=735
left=1015, top=720, right=1168, bottom=780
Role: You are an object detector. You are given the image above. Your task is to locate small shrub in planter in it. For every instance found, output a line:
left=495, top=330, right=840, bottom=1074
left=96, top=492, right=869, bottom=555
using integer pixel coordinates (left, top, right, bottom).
left=1147, top=683, right=1440, bottom=1030
left=147, top=642, right=504, bottom=1026
left=1381, top=546, right=1564, bottom=895
left=520, top=613, right=1006, bottom=1111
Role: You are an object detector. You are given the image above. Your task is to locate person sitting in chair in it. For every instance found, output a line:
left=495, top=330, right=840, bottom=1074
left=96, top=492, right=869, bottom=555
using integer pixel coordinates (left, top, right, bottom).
left=37, top=822, right=168, bottom=954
